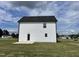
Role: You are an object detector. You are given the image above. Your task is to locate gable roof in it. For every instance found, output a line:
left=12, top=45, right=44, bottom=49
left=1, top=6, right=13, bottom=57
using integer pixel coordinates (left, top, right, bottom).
left=18, top=16, right=57, bottom=23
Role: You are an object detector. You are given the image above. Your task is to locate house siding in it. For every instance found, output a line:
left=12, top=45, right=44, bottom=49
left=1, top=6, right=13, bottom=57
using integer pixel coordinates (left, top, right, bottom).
left=19, top=23, right=56, bottom=42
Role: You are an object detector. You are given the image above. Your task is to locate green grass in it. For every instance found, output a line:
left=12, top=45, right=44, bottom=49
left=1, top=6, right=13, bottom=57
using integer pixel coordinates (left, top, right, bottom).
left=0, top=38, right=79, bottom=57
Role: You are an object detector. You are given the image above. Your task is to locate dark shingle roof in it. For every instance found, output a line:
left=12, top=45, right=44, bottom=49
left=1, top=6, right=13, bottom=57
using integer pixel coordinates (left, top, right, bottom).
left=18, top=16, right=57, bottom=23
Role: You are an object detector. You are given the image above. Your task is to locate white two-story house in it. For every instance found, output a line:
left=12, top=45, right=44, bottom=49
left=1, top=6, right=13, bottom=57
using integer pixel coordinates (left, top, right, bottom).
left=16, top=16, right=57, bottom=44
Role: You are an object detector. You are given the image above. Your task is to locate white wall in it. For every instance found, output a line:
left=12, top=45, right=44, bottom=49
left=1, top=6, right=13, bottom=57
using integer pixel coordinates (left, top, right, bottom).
left=19, top=22, right=56, bottom=42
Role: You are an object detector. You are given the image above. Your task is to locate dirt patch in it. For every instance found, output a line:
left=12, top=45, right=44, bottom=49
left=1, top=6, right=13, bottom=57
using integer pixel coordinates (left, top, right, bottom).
left=0, top=53, right=5, bottom=56
left=65, top=50, right=77, bottom=53
left=69, top=43, right=79, bottom=46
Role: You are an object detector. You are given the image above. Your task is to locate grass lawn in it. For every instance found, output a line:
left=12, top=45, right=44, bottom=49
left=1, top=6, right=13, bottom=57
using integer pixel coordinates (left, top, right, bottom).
left=0, top=38, right=79, bottom=57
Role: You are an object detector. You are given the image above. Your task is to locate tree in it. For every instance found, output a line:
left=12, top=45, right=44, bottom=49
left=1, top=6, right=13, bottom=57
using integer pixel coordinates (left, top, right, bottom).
left=56, top=33, right=59, bottom=42
left=69, top=34, right=78, bottom=41
left=3, top=30, right=9, bottom=36
left=56, top=33, right=59, bottom=38
left=0, top=28, right=3, bottom=37
left=15, top=34, right=19, bottom=38
left=69, top=34, right=74, bottom=39
left=75, top=33, right=79, bottom=38
left=11, top=33, right=16, bottom=38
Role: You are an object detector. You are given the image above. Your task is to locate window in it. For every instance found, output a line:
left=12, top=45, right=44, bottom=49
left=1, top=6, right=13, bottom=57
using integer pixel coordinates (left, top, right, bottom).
left=43, top=23, right=46, bottom=28
left=27, top=34, right=30, bottom=41
left=45, top=33, right=47, bottom=37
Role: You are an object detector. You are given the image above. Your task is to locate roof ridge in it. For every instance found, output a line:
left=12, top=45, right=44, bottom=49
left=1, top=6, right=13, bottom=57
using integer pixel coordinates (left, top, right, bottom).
left=18, top=16, right=57, bottom=23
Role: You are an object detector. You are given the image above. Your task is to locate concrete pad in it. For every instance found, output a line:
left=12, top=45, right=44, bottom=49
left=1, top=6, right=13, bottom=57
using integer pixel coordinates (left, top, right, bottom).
left=13, top=41, right=34, bottom=44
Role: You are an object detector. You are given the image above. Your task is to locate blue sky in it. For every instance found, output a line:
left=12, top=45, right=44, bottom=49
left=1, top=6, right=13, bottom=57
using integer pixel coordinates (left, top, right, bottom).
left=0, top=1, right=79, bottom=34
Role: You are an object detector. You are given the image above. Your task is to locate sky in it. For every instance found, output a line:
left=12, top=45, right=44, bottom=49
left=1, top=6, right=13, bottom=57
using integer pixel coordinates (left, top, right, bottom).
left=0, top=1, right=79, bottom=34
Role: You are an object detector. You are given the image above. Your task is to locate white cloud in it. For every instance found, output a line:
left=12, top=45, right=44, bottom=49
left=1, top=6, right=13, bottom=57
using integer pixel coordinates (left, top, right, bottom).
left=0, top=1, right=79, bottom=34
left=0, top=1, right=12, bottom=10
left=0, top=8, right=20, bottom=23
left=0, top=2, right=27, bottom=23
left=55, top=2, right=79, bottom=34
left=29, top=2, right=58, bottom=16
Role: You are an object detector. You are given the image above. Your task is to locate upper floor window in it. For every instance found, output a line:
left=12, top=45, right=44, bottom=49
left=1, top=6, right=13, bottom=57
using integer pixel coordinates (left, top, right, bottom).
left=43, top=23, right=46, bottom=28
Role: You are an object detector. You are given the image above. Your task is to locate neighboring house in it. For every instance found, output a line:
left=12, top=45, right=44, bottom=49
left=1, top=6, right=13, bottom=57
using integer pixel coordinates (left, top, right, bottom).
left=59, top=35, right=71, bottom=39
left=16, top=16, right=57, bottom=44
left=2, top=35, right=11, bottom=39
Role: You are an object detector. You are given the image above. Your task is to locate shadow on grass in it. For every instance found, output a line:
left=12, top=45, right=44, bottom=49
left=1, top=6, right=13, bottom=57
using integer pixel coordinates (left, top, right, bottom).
left=57, top=40, right=61, bottom=43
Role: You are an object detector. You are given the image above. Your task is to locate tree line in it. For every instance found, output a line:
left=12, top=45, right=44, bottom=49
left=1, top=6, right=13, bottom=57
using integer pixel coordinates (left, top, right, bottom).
left=0, top=28, right=18, bottom=38
left=57, top=33, right=79, bottom=41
